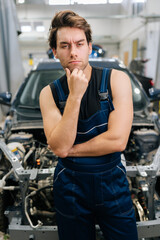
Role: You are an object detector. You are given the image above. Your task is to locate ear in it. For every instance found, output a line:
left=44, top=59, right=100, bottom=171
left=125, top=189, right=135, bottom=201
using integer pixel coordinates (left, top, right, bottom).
left=89, top=42, right=92, bottom=55
left=52, top=48, right=57, bottom=58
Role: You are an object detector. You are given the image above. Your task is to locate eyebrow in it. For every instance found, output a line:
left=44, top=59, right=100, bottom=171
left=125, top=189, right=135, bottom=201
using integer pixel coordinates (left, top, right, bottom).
left=59, top=39, right=85, bottom=45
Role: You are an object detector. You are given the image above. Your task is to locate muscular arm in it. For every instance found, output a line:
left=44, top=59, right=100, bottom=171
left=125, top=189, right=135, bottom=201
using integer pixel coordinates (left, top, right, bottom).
left=39, top=68, right=88, bottom=158
left=67, top=69, right=133, bottom=157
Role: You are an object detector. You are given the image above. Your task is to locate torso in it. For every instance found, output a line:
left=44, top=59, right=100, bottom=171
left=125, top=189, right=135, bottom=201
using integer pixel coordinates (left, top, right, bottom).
left=49, top=66, right=112, bottom=120
left=49, top=66, right=121, bottom=164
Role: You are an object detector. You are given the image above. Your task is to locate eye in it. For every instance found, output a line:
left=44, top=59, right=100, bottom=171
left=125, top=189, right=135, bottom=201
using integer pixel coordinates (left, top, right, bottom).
left=62, top=45, right=68, bottom=48
left=77, top=43, right=83, bottom=47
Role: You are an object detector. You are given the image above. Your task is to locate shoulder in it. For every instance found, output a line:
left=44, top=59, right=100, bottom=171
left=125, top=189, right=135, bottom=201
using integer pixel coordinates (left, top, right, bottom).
left=110, top=69, right=132, bottom=98
left=111, top=69, right=130, bottom=82
left=41, top=74, right=67, bottom=99
left=39, top=85, right=52, bottom=103
left=110, top=69, right=131, bottom=89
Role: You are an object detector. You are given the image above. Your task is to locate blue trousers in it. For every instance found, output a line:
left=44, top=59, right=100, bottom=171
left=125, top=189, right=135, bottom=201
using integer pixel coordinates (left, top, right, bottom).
left=53, top=159, right=138, bottom=240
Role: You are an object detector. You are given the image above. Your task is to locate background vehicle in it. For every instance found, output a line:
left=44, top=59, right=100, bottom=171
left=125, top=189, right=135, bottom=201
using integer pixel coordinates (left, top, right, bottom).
left=89, top=44, right=106, bottom=58
left=134, top=74, right=154, bottom=97
left=129, top=58, right=160, bottom=104
left=0, top=58, right=160, bottom=240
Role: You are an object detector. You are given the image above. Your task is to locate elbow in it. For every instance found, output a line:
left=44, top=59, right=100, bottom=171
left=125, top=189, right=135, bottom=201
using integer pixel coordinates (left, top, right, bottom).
left=114, top=138, right=127, bottom=153
left=48, top=142, right=69, bottom=158
left=54, top=149, right=68, bottom=158
left=117, top=142, right=127, bottom=152
left=47, top=139, right=68, bottom=158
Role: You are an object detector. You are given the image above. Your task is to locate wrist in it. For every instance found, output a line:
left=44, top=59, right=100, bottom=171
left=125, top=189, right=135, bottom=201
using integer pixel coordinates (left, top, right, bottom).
left=68, top=94, right=82, bottom=104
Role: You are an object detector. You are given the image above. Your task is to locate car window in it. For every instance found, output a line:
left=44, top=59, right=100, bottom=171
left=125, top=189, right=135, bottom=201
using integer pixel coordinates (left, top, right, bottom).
left=19, top=69, right=65, bottom=108
left=128, top=72, right=148, bottom=112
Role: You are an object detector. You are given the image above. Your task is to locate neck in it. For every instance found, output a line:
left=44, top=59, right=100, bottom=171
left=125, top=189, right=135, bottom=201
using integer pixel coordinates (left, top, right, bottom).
left=84, top=63, right=92, bottom=83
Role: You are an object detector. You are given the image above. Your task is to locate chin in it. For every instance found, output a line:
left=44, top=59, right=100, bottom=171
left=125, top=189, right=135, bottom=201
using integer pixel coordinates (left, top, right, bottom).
left=70, top=66, right=81, bottom=72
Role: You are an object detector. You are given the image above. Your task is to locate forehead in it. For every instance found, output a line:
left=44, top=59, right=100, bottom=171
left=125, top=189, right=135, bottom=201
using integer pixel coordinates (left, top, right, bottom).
left=56, top=27, right=86, bottom=43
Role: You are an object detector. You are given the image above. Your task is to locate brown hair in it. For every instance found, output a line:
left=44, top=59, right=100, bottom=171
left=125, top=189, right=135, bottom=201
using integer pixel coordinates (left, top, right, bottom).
left=48, top=10, right=92, bottom=49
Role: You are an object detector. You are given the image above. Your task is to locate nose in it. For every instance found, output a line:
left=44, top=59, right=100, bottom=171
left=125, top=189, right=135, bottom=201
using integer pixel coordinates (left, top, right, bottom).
left=70, top=44, right=77, bottom=58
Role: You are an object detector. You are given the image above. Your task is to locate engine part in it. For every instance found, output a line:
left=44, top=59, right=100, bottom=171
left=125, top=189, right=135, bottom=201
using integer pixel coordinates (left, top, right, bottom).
left=133, top=128, right=159, bottom=159
left=7, top=142, right=25, bottom=161
left=8, top=132, right=33, bottom=145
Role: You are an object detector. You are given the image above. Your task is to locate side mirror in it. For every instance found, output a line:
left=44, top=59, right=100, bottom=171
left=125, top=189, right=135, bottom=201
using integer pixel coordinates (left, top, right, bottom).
left=149, top=87, right=160, bottom=102
left=0, top=92, right=12, bottom=106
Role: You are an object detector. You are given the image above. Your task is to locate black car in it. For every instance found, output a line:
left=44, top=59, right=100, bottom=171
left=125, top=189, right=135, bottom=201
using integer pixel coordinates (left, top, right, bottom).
left=0, top=58, right=160, bottom=240
left=0, top=58, right=152, bottom=121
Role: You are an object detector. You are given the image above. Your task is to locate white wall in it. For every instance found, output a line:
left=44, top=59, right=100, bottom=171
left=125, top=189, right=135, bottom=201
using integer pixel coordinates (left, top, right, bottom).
left=119, top=17, right=147, bottom=66
left=119, top=0, right=160, bottom=85
left=146, top=0, right=160, bottom=15
left=146, top=22, right=160, bottom=85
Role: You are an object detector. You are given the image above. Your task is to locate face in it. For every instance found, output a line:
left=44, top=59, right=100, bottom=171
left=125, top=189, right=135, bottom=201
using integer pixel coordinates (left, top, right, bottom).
left=52, top=27, right=92, bottom=73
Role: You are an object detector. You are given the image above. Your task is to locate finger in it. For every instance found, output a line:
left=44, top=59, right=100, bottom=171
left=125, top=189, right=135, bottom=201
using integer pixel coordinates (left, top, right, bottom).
left=77, top=69, right=83, bottom=76
left=72, top=68, right=79, bottom=75
left=65, top=68, right=71, bottom=79
left=76, top=69, right=86, bottom=79
left=82, top=73, right=86, bottom=79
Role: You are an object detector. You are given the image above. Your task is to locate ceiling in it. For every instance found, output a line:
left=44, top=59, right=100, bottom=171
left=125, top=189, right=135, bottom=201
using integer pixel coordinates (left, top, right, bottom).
left=15, top=0, right=160, bottom=46
left=16, top=0, right=131, bottom=45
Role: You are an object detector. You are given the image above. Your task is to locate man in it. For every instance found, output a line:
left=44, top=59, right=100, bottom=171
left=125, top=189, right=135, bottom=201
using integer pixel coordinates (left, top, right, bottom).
left=39, top=10, right=138, bottom=240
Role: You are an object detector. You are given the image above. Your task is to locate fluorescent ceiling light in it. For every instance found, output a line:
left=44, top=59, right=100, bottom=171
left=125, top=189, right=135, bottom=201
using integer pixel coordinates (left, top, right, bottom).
left=21, top=22, right=32, bottom=32
left=21, top=25, right=32, bottom=32
left=133, top=0, right=145, bottom=2
left=34, top=22, right=45, bottom=32
left=16, top=0, right=25, bottom=3
left=49, top=0, right=70, bottom=4
left=71, top=0, right=106, bottom=4
left=36, top=26, right=45, bottom=32
left=109, top=0, right=123, bottom=3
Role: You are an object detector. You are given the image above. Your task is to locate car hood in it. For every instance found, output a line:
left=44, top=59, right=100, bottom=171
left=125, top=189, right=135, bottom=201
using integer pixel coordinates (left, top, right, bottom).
left=11, top=119, right=43, bottom=131
left=10, top=107, right=43, bottom=130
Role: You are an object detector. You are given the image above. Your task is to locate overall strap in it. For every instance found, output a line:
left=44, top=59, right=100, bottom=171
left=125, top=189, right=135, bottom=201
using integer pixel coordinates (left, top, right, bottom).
left=100, top=68, right=110, bottom=93
left=53, top=79, right=67, bottom=112
left=99, top=68, right=114, bottom=111
left=53, top=79, right=66, bottom=102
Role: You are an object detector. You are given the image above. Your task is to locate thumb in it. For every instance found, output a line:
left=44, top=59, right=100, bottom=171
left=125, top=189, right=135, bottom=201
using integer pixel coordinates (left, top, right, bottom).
left=65, top=68, right=71, bottom=79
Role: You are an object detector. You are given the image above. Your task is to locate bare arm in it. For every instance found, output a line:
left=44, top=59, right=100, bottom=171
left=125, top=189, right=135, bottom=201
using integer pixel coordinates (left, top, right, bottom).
left=67, top=69, right=133, bottom=157
left=39, top=68, right=88, bottom=158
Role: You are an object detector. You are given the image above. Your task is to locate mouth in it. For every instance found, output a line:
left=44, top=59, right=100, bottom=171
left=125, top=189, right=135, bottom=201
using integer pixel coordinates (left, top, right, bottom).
left=69, top=60, right=81, bottom=64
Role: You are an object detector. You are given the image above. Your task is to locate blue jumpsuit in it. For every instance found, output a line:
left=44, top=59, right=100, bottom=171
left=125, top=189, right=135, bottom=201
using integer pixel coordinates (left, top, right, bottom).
left=52, top=68, right=138, bottom=240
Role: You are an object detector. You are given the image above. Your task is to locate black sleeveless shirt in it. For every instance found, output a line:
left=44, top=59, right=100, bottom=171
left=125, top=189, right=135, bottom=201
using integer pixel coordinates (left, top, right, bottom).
left=49, top=67, right=112, bottom=120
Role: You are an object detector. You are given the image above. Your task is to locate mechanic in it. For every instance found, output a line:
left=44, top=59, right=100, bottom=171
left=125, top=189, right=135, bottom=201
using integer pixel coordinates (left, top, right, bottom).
left=39, top=10, right=138, bottom=240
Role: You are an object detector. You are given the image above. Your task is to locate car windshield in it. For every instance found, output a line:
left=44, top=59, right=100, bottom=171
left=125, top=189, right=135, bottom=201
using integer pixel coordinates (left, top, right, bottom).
left=18, top=68, right=148, bottom=112
left=19, top=69, right=65, bottom=108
